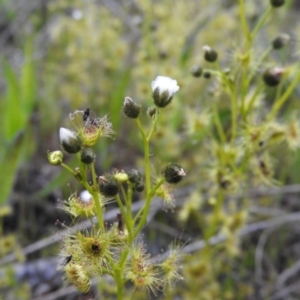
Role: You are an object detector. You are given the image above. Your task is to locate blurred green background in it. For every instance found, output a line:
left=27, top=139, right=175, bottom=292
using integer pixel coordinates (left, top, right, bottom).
left=1, top=0, right=300, bottom=299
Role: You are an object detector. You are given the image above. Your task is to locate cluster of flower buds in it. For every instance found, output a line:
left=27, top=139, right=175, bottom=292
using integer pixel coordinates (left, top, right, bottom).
left=50, top=74, right=186, bottom=297
left=48, top=111, right=114, bottom=171
left=128, top=169, right=144, bottom=192
left=123, top=75, right=180, bottom=116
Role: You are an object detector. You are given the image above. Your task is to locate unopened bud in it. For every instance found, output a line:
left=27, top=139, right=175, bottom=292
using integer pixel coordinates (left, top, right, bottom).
left=127, top=169, right=144, bottom=192
left=114, top=170, right=129, bottom=183
left=47, top=150, right=63, bottom=165
left=128, top=169, right=143, bottom=184
left=203, top=45, right=218, bottom=63
left=74, top=167, right=83, bottom=181
left=203, top=71, right=211, bottom=79
left=135, top=183, right=145, bottom=192
left=147, top=106, right=157, bottom=118
left=99, top=175, right=119, bottom=197
left=263, top=67, right=284, bottom=87
left=80, top=148, right=95, bottom=164
left=272, top=33, right=290, bottom=50
left=163, top=163, right=186, bottom=184
left=59, top=127, right=81, bottom=154
left=151, top=76, right=180, bottom=108
left=123, top=97, right=141, bottom=119
left=190, top=65, right=202, bottom=78
left=270, top=0, right=285, bottom=8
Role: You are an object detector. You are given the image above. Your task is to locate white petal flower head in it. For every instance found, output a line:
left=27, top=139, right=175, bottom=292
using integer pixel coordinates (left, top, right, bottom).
left=59, top=127, right=81, bottom=154
left=80, top=190, right=93, bottom=203
left=59, top=127, right=76, bottom=143
left=151, top=76, right=179, bottom=108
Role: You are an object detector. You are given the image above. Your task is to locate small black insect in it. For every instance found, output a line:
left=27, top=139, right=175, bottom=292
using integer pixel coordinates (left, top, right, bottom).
left=83, top=108, right=90, bottom=122
left=62, top=255, right=72, bottom=266
left=82, top=107, right=100, bottom=127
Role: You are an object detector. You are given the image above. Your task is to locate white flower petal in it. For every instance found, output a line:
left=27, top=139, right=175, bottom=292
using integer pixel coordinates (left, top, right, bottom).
left=151, top=75, right=180, bottom=97
left=59, top=127, right=77, bottom=143
left=80, top=190, right=93, bottom=203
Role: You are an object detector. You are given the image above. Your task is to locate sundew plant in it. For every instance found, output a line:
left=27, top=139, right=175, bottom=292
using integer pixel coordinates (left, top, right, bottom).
left=48, top=76, right=185, bottom=298
left=44, top=0, right=300, bottom=299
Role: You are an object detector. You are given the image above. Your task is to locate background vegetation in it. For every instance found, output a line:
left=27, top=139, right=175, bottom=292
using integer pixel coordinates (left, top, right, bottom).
left=1, top=0, right=300, bottom=299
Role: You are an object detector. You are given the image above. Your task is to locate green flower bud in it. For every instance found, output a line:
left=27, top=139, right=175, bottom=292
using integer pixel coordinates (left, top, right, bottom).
left=47, top=150, right=63, bottom=165
left=59, top=127, right=82, bottom=154
left=263, top=67, right=284, bottom=87
left=203, top=45, right=218, bottom=62
left=272, top=33, right=290, bottom=50
left=270, top=0, right=285, bottom=7
left=123, top=97, right=141, bottom=118
left=163, top=163, right=186, bottom=184
left=99, top=175, right=119, bottom=197
left=74, top=167, right=83, bottom=182
left=190, top=65, right=202, bottom=78
left=114, top=170, right=129, bottom=183
left=80, top=148, right=95, bottom=164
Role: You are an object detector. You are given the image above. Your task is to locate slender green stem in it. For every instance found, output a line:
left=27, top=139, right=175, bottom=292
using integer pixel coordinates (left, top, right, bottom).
left=90, top=163, right=98, bottom=189
left=133, top=178, right=165, bottom=225
left=133, top=178, right=165, bottom=239
left=244, top=83, right=264, bottom=117
left=61, top=163, right=75, bottom=175
left=115, top=194, right=133, bottom=242
left=267, top=68, right=300, bottom=121
left=92, top=192, right=104, bottom=230
left=147, top=108, right=159, bottom=141
left=214, top=63, right=238, bottom=144
left=250, top=6, right=273, bottom=40
left=85, top=163, right=104, bottom=230
left=115, top=270, right=124, bottom=300
left=120, top=185, right=128, bottom=204
left=133, top=206, right=143, bottom=225
left=135, top=118, right=147, bottom=140
left=240, top=69, right=247, bottom=122
left=246, top=46, right=272, bottom=87
left=120, top=185, right=132, bottom=231
left=238, top=0, right=251, bottom=47
left=127, top=185, right=133, bottom=227
left=135, top=118, right=151, bottom=194
left=213, top=101, right=226, bottom=144
left=230, top=90, right=238, bottom=144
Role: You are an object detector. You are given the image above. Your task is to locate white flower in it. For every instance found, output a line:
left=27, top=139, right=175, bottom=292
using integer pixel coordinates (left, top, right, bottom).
left=59, top=127, right=77, bottom=143
left=151, top=76, right=179, bottom=98
left=59, top=127, right=81, bottom=154
left=151, top=76, right=179, bottom=108
left=80, top=190, right=93, bottom=203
